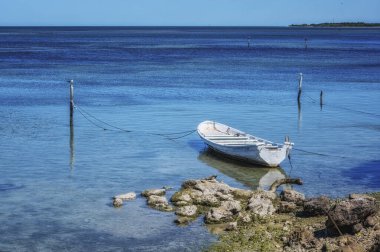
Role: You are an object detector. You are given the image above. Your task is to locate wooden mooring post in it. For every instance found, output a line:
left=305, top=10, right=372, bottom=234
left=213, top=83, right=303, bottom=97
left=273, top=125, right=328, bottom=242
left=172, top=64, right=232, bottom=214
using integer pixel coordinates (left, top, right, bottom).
left=69, top=80, right=75, bottom=168
left=297, top=73, right=303, bottom=104
left=304, top=38, right=308, bottom=50
left=320, top=90, right=323, bottom=110
left=70, top=80, right=74, bottom=120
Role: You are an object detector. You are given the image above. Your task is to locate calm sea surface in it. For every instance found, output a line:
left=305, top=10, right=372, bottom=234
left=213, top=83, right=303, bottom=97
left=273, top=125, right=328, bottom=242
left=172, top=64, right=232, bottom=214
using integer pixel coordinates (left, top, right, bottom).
left=0, top=27, right=380, bottom=251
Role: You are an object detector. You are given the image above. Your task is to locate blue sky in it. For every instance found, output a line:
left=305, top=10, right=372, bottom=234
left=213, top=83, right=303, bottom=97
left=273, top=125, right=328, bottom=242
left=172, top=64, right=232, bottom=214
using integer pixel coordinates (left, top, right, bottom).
left=0, top=0, right=379, bottom=26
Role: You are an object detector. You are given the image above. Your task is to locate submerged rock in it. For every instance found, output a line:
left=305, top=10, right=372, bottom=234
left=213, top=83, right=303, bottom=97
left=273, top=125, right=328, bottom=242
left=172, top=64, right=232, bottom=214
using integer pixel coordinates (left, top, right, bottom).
left=175, top=216, right=193, bottom=225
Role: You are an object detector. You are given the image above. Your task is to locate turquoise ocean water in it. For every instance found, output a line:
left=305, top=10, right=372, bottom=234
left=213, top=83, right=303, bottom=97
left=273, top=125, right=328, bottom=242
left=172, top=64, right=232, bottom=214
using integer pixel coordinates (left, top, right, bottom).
left=0, top=27, right=380, bottom=251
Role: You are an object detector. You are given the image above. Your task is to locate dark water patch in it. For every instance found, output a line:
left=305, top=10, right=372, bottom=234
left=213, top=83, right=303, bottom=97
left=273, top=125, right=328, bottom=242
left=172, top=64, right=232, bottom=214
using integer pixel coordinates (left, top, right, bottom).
left=343, top=160, right=380, bottom=189
left=188, top=139, right=206, bottom=152
left=0, top=183, right=24, bottom=191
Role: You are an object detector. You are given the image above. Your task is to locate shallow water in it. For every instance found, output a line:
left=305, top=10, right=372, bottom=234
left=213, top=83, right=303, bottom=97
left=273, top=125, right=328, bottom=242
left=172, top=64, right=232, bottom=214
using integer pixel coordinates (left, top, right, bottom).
left=0, top=27, right=380, bottom=251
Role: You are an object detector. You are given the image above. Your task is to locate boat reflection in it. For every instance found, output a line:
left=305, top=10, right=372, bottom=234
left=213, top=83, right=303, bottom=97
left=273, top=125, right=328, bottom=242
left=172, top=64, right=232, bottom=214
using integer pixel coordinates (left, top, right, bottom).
left=198, top=149, right=289, bottom=190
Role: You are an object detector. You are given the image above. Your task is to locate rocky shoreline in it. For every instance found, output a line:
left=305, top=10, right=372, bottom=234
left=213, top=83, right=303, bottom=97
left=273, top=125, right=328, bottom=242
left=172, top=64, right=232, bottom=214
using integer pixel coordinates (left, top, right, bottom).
left=113, top=176, right=380, bottom=251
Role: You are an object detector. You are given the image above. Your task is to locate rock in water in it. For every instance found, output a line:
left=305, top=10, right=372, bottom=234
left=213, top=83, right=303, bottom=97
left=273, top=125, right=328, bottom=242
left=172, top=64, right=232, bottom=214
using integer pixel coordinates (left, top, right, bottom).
left=193, top=194, right=220, bottom=207
left=141, top=189, right=166, bottom=197
left=170, top=191, right=193, bottom=205
left=113, top=198, right=123, bottom=208
left=175, top=205, right=198, bottom=217
left=281, top=189, right=305, bottom=206
left=147, top=195, right=173, bottom=212
left=147, top=195, right=168, bottom=205
left=175, top=217, right=193, bottom=225
left=326, top=197, right=377, bottom=234
left=114, top=192, right=136, bottom=201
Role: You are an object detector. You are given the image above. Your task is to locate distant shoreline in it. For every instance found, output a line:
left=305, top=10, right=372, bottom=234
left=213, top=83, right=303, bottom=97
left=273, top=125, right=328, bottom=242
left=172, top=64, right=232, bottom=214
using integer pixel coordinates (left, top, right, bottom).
left=0, top=24, right=379, bottom=28
left=290, top=22, right=380, bottom=28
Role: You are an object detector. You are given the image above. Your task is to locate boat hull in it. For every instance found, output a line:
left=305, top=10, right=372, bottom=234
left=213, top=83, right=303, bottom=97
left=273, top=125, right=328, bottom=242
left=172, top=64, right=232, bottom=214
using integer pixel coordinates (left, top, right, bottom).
left=197, top=121, right=293, bottom=167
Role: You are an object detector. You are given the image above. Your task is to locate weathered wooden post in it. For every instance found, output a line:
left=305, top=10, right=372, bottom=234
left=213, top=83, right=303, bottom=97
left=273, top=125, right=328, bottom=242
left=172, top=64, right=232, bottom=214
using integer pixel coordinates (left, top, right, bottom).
left=70, top=80, right=74, bottom=119
left=297, top=97, right=302, bottom=130
left=69, top=80, right=75, bottom=168
left=320, top=90, right=323, bottom=110
left=304, top=38, right=308, bottom=50
left=247, top=36, right=251, bottom=48
left=297, top=73, right=303, bottom=104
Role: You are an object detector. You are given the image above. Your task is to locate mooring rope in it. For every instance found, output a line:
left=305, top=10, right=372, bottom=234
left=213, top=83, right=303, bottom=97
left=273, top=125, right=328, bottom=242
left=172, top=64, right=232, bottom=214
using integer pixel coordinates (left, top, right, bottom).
left=304, top=94, right=317, bottom=103
left=74, top=104, right=196, bottom=140
left=164, top=129, right=197, bottom=140
left=303, top=91, right=380, bottom=118
left=76, top=105, right=131, bottom=132
left=326, top=103, right=380, bottom=118
left=75, top=105, right=116, bottom=131
left=287, top=154, right=294, bottom=178
left=292, top=147, right=354, bottom=159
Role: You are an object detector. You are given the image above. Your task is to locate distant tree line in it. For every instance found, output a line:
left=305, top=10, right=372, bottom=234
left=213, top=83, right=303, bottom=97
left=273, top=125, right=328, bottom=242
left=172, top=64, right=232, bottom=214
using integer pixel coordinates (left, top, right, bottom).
left=289, top=22, right=380, bottom=27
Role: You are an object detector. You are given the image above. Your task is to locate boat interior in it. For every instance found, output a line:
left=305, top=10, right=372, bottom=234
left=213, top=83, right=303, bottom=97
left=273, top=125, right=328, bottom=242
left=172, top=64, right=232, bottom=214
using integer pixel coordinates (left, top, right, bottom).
left=198, top=121, right=278, bottom=147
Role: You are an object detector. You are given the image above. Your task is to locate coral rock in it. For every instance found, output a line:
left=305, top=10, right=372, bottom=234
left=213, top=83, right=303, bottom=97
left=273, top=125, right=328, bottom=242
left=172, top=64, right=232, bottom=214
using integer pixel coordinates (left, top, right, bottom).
left=114, top=192, right=136, bottom=201
left=247, top=193, right=275, bottom=217
left=113, top=198, right=123, bottom=208
left=221, top=200, right=242, bottom=215
left=205, top=207, right=234, bottom=224
left=281, top=189, right=305, bottom=206
left=141, top=189, right=166, bottom=197
left=175, top=205, right=198, bottom=217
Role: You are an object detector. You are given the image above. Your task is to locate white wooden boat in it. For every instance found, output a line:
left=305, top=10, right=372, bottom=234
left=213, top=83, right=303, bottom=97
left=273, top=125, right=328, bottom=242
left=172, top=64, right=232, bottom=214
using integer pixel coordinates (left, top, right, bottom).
left=197, top=121, right=293, bottom=167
